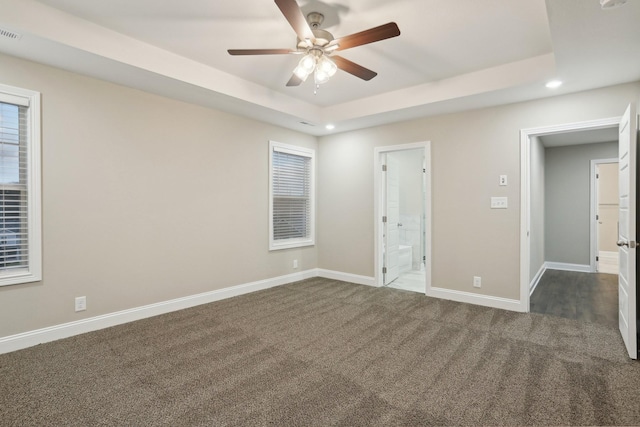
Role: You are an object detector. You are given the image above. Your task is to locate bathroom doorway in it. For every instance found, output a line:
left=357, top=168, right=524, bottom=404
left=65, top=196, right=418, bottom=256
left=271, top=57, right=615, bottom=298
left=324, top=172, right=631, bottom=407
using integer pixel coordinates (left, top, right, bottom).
left=374, top=142, right=431, bottom=293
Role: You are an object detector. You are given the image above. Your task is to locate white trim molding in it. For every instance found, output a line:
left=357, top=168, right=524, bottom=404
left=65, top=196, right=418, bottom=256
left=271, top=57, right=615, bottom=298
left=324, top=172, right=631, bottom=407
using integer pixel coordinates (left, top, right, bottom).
left=544, top=262, right=592, bottom=273
left=529, top=261, right=599, bottom=297
left=599, top=251, right=618, bottom=262
left=427, top=287, right=525, bottom=312
left=316, top=269, right=376, bottom=287
left=0, top=83, right=42, bottom=287
left=0, top=269, right=317, bottom=355
left=0, top=265, right=544, bottom=355
left=529, top=263, right=547, bottom=295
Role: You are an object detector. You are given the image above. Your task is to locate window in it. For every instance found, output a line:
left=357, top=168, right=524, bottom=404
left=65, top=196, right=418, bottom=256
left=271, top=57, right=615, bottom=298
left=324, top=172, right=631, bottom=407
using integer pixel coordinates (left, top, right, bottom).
left=0, top=84, right=41, bottom=286
left=269, top=141, right=315, bottom=250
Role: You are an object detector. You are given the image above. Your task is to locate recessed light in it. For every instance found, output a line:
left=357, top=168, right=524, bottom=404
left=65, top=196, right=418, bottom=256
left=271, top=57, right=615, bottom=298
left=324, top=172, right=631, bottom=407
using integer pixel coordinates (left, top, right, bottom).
left=325, top=124, right=335, bottom=130
left=545, top=80, right=563, bottom=89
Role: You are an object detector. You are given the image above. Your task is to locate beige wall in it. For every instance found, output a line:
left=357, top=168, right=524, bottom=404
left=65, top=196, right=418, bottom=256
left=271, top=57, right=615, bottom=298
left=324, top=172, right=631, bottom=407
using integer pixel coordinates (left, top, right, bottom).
left=0, top=53, right=317, bottom=337
left=1, top=49, right=639, bottom=338
left=318, top=82, right=640, bottom=300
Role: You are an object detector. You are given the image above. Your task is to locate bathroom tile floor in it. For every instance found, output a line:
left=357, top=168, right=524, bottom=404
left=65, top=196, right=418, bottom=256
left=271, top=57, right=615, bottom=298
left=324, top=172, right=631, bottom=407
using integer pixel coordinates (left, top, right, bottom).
left=387, top=270, right=425, bottom=293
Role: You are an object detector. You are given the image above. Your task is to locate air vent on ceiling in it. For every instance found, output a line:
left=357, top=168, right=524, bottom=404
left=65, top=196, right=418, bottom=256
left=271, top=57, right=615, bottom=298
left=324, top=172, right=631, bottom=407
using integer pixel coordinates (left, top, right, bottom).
left=299, top=121, right=316, bottom=126
left=0, top=28, right=22, bottom=40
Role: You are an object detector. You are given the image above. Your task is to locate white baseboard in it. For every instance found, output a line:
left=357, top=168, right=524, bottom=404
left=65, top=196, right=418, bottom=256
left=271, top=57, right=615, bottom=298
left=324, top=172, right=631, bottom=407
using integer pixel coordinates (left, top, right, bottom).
left=529, top=263, right=547, bottom=296
left=545, top=261, right=592, bottom=273
left=597, top=251, right=619, bottom=274
left=529, top=260, right=617, bottom=295
left=599, top=251, right=618, bottom=262
left=598, top=251, right=618, bottom=259
left=0, top=269, right=317, bottom=355
left=427, top=286, right=525, bottom=312
left=315, top=268, right=376, bottom=287
left=1, top=268, right=524, bottom=355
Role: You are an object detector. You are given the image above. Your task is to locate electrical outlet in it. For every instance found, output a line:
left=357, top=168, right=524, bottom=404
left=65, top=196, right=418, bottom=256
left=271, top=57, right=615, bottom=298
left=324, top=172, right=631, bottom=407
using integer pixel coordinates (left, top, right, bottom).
left=75, top=296, right=86, bottom=312
left=473, top=276, right=482, bottom=288
left=293, top=259, right=298, bottom=269
left=499, top=175, right=508, bottom=186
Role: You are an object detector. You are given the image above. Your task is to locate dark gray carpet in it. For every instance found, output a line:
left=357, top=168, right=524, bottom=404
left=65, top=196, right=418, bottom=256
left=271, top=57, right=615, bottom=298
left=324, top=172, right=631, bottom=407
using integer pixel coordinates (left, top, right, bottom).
left=1, top=277, right=639, bottom=426
left=531, top=269, right=618, bottom=327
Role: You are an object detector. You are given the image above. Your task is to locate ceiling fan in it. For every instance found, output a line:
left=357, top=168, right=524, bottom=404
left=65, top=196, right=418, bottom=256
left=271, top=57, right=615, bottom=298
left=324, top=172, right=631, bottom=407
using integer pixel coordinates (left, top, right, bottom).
left=227, top=0, right=400, bottom=87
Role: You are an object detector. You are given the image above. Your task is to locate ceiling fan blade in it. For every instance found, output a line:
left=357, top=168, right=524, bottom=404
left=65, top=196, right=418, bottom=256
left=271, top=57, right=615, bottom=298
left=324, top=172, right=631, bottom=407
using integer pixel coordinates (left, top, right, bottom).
left=333, top=22, right=400, bottom=51
left=286, top=73, right=304, bottom=86
left=274, top=0, right=316, bottom=43
left=332, top=56, right=377, bottom=81
left=228, top=49, right=296, bottom=55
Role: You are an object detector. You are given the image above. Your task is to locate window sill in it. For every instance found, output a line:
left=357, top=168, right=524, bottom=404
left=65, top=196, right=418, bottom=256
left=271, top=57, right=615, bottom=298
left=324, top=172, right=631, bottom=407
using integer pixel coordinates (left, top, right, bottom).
left=269, top=240, right=315, bottom=251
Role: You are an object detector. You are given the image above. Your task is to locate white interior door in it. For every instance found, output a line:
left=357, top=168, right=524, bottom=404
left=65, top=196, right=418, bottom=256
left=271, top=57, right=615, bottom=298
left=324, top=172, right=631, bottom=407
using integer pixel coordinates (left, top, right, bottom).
left=617, top=103, right=637, bottom=359
left=384, top=154, right=400, bottom=285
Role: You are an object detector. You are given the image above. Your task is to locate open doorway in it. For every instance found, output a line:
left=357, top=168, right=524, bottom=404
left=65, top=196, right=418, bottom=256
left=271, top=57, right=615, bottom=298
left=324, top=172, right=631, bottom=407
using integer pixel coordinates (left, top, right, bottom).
left=521, top=119, right=620, bottom=315
left=592, top=160, right=619, bottom=274
left=521, top=107, right=638, bottom=359
left=374, top=142, right=431, bottom=293
left=528, top=131, right=619, bottom=325
left=521, top=119, right=620, bottom=295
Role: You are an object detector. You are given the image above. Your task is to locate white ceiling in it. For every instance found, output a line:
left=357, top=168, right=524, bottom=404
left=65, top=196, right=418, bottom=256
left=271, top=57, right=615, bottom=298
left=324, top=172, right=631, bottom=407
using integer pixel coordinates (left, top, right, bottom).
left=0, top=0, right=638, bottom=135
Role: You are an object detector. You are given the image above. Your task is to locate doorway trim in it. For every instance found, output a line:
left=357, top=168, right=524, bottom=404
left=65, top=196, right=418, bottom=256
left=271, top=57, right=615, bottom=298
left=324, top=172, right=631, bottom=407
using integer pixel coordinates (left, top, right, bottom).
left=520, top=116, right=621, bottom=311
left=590, top=158, right=618, bottom=272
left=374, top=141, right=431, bottom=290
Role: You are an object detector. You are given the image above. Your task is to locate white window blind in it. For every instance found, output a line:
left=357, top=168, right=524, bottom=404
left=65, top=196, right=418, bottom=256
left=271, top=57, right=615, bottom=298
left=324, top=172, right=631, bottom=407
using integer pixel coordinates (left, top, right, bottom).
left=269, top=141, right=315, bottom=250
left=0, top=102, right=28, bottom=273
left=0, top=84, right=41, bottom=286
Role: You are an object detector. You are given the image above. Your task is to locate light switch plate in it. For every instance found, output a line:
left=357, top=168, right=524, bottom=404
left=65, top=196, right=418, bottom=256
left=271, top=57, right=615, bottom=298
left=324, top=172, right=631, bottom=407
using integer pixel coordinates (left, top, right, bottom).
left=491, top=197, right=508, bottom=209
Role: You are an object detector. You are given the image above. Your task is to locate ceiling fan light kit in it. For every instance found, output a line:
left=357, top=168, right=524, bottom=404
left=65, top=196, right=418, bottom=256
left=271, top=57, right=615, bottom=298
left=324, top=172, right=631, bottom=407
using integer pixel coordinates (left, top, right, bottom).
left=316, top=56, right=338, bottom=82
left=293, top=54, right=315, bottom=81
left=293, top=51, right=338, bottom=85
left=228, top=0, right=400, bottom=90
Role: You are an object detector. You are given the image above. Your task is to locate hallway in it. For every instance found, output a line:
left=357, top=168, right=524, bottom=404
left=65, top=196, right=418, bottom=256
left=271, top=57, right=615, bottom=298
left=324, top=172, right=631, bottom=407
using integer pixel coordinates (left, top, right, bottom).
left=530, top=269, right=618, bottom=328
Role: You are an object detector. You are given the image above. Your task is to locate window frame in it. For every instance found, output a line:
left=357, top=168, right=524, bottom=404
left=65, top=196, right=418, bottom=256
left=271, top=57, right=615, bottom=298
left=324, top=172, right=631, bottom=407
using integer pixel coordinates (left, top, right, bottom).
left=0, top=83, right=42, bottom=287
left=268, top=140, right=315, bottom=251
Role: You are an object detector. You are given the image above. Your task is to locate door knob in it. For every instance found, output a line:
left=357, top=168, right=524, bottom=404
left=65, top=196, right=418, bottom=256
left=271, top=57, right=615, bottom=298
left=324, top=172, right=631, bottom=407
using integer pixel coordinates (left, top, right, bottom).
left=618, top=240, right=638, bottom=248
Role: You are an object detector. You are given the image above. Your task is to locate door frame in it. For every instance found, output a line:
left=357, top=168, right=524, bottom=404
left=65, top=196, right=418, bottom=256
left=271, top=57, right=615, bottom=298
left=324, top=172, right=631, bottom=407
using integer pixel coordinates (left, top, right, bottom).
left=374, top=141, right=432, bottom=290
left=590, top=158, right=618, bottom=272
left=520, top=117, right=621, bottom=310
left=384, top=153, right=401, bottom=285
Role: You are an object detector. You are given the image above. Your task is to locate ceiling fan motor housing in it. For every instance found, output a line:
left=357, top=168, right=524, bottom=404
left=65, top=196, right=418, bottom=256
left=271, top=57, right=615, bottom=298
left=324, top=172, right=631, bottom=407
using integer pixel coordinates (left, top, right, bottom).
left=307, top=12, right=324, bottom=28
left=297, top=13, right=334, bottom=49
